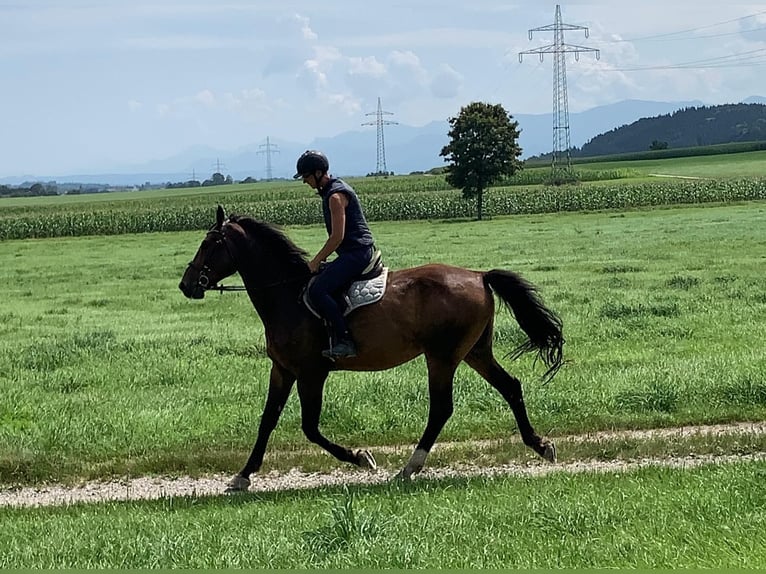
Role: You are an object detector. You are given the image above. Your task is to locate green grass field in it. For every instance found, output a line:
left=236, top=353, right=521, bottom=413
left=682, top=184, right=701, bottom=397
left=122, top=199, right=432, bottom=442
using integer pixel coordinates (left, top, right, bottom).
left=1, top=462, right=764, bottom=568
left=577, top=149, right=766, bottom=178
left=1, top=201, right=764, bottom=485
left=1, top=149, right=765, bottom=568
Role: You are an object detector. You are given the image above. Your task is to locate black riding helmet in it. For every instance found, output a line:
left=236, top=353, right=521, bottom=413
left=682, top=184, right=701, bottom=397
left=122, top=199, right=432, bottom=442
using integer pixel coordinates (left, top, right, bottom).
left=293, top=150, right=329, bottom=179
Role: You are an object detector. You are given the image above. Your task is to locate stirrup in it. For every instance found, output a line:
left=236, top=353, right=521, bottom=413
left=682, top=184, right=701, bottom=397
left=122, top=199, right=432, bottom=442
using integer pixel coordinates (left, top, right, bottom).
left=322, top=340, right=357, bottom=359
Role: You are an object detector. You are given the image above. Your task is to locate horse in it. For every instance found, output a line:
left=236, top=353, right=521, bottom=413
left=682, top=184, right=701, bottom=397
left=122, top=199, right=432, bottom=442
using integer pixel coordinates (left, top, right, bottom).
left=179, top=206, right=564, bottom=491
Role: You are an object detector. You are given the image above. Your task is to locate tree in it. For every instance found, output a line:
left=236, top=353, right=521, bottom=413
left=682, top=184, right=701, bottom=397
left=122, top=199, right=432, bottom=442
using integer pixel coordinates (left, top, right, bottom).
left=440, top=102, right=522, bottom=220
left=202, top=172, right=227, bottom=187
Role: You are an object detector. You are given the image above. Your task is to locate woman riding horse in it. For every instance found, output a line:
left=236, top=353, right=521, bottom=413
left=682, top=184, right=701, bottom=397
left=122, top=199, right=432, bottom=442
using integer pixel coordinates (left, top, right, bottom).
left=180, top=206, right=563, bottom=491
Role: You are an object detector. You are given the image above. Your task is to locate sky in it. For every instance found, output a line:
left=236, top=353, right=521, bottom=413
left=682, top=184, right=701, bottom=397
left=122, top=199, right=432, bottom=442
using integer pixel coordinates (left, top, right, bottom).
left=1, top=1, right=766, bottom=178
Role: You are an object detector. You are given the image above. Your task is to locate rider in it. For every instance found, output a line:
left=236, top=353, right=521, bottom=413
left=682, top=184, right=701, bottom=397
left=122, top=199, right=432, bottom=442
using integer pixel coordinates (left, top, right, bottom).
left=294, top=150, right=376, bottom=359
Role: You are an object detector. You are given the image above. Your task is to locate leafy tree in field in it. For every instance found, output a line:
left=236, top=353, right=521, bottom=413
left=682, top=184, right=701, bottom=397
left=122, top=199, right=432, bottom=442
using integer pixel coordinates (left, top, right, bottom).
left=440, top=101, right=522, bottom=220
left=202, top=172, right=227, bottom=187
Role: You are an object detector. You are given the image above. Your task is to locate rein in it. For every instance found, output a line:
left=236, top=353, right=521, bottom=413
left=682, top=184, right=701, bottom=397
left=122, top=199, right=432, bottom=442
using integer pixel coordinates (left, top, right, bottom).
left=208, top=284, right=248, bottom=292
left=208, top=276, right=308, bottom=294
left=190, top=227, right=309, bottom=294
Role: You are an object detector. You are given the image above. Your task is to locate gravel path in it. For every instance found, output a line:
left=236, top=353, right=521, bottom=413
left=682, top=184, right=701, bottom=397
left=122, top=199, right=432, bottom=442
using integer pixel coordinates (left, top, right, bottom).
left=2, top=421, right=764, bottom=509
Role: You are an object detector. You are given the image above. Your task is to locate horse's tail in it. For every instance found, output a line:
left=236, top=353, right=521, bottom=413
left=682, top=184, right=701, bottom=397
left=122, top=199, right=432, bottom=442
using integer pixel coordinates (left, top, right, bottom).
left=484, top=269, right=564, bottom=382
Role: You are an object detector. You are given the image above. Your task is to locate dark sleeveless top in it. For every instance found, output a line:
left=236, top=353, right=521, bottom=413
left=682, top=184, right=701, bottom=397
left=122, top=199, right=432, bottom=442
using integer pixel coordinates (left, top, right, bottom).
left=319, top=178, right=374, bottom=254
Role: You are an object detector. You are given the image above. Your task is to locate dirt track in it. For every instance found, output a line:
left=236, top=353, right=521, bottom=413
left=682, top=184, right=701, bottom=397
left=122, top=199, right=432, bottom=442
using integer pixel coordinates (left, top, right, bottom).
left=2, top=421, right=764, bottom=508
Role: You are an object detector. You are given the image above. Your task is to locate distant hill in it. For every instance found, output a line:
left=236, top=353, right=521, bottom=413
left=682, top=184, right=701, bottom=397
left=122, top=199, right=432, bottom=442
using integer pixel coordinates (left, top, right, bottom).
left=575, top=103, right=766, bottom=157
left=3, top=98, right=762, bottom=186
left=310, top=99, right=705, bottom=177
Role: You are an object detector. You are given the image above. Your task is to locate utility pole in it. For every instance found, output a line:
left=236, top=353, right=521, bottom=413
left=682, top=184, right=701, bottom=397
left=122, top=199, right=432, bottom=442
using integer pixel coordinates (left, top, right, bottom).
left=362, top=97, right=398, bottom=176
left=212, top=158, right=226, bottom=174
left=258, top=136, right=279, bottom=180
left=519, top=4, right=600, bottom=180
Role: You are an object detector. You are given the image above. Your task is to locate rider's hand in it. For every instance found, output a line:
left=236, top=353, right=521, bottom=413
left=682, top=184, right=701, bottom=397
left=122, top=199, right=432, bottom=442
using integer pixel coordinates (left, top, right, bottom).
left=308, top=258, right=322, bottom=274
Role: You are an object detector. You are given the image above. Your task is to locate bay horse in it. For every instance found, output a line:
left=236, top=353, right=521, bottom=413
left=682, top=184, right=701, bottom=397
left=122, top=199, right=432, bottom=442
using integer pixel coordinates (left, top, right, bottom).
left=179, top=206, right=564, bottom=491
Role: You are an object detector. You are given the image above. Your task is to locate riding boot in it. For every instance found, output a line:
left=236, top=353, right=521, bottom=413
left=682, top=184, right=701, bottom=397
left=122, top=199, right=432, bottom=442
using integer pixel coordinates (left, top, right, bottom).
left=322, top=331, right=357, bottom=359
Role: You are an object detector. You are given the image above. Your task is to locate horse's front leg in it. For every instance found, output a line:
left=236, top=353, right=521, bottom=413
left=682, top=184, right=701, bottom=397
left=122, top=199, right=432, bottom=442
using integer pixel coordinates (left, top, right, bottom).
left=296, top=374, right=377, bottom=470
left=227, top=361, right=296, bottom=492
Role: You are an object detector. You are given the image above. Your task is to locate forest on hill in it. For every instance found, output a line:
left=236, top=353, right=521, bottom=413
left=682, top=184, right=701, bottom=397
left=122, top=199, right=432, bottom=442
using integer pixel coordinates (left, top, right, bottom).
left=574, top=103, right=766, bottom=157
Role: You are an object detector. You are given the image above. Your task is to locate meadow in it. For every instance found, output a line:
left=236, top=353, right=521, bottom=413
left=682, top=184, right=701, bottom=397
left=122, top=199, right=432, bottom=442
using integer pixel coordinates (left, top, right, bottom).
left=1, top=201, right=764, bottom=486
left=1, top=462, right=764, bottom=568
left=1, top=153, right=765, bottom=568
left=573, top=148, right=766, bottom=179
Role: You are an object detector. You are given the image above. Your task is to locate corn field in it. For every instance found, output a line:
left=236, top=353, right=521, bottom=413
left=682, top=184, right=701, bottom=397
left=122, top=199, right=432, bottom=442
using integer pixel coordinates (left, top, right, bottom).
left=1, top=177, right=764, bottom=240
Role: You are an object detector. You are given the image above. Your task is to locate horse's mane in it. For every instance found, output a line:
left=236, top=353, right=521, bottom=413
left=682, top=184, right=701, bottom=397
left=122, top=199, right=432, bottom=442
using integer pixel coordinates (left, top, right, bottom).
left=227, top=215, right=309, bottom=270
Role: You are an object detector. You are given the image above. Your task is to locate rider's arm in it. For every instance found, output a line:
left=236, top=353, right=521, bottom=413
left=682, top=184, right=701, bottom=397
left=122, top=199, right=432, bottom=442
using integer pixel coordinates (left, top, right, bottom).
left=310, top=192, right=348, bottom=271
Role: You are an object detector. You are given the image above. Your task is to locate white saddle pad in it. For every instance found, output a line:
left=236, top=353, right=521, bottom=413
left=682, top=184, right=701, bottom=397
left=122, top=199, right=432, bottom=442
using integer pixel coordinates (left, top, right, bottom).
left=304, top=268, right=389, bottom=319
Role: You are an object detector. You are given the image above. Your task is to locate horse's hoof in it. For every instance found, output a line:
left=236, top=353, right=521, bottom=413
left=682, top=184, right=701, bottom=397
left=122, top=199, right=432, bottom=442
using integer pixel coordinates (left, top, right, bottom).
left=392, top=470, right=410, bottom=481
left=356, top=449, right=377, bottom=470
left=225, top=474, right=251, bottom=492
left=393, top=467, right=419, bottom=481
left=393, top=463, right=421, bottom=481
left=542, top=441, right=557, bottom=463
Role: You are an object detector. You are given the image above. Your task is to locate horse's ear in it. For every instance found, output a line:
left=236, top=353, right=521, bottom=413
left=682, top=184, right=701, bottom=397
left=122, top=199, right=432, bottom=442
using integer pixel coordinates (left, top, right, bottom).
left=216, top=205, right=225, bottom=229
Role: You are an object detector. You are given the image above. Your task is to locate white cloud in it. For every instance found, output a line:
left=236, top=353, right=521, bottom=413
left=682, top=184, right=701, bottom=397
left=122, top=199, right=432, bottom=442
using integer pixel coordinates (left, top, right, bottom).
left=388, top=50, right=429, bottom=85
left=295, top=13, right=318, bottom=40
left=337, top=27, right=514, bottom=50
left=195, top=90, right=216, bottom=107
left=149, top=87, right=286, bottom=126
left=430, top=64, right=463, bottom=99
left=302, top=58, right=328, bottom=88
left=3, top=1, right=766, bottom=177
left=155, top=93, right=209, bottom=118
left=348, top=56, right=387, bottom=78
left=325, top=93, right=363, bottom=116
left=222, top=88, right=288, bottom=123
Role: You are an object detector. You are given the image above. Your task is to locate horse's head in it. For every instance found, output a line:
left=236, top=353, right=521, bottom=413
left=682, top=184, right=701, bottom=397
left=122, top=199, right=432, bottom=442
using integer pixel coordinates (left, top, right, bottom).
left=179, top=206, right=239, bottom=299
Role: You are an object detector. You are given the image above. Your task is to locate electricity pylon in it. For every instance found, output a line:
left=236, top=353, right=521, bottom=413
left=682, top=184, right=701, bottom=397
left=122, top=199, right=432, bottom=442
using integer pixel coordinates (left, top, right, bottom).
left=257, top=137, right=279, bottom=181
left=362, top=97, right=397, bottom=176
left=519, top=4, right=600, bottom=179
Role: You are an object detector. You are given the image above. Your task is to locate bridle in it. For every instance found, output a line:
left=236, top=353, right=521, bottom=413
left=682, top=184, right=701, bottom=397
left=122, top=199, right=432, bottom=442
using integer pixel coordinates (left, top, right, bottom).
left=186, top=228, right=246, bottom=292
left=186, top=226, right=310, bottom=293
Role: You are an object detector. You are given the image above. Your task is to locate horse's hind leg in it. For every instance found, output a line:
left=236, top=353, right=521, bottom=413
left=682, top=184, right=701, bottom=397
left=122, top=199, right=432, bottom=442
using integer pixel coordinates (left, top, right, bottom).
left=296, top=374, right=377, bottom=470
left=465, top=335, right=556, bottom=462
left=397, top=355, right=458, bottom=480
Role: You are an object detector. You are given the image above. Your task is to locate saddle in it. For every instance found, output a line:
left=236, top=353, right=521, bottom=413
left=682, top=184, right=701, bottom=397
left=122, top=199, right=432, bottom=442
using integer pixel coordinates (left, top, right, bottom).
left=303, top=249, right=388, bottom=318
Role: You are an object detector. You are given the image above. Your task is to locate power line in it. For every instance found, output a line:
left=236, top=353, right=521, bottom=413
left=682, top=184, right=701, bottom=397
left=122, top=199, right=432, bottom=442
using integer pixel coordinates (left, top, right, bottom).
left=519, top=4, right=600, bottom=176
left=619, top=9, right=766, bottom=42
left=608, top=47, right=766, bottom=72
left=585, top=10, right=766, bottom=73
left=596, top=25, right=766, bottom=45
left=362, top=97, right=397, bottom=176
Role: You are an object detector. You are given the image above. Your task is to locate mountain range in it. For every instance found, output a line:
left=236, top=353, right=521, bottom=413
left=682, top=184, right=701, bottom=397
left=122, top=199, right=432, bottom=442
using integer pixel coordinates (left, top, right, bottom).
left=5, top=96, right=765, bottom=187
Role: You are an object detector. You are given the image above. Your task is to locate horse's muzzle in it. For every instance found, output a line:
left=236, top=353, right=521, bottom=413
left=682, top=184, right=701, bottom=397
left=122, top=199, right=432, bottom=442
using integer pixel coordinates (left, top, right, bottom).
left=179, top=280, right=205, bottom=300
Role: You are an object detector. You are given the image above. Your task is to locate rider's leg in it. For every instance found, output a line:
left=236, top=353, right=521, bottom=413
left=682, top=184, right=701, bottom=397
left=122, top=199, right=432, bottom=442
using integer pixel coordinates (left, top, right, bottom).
left=307, top=248, right=371, bottom=358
